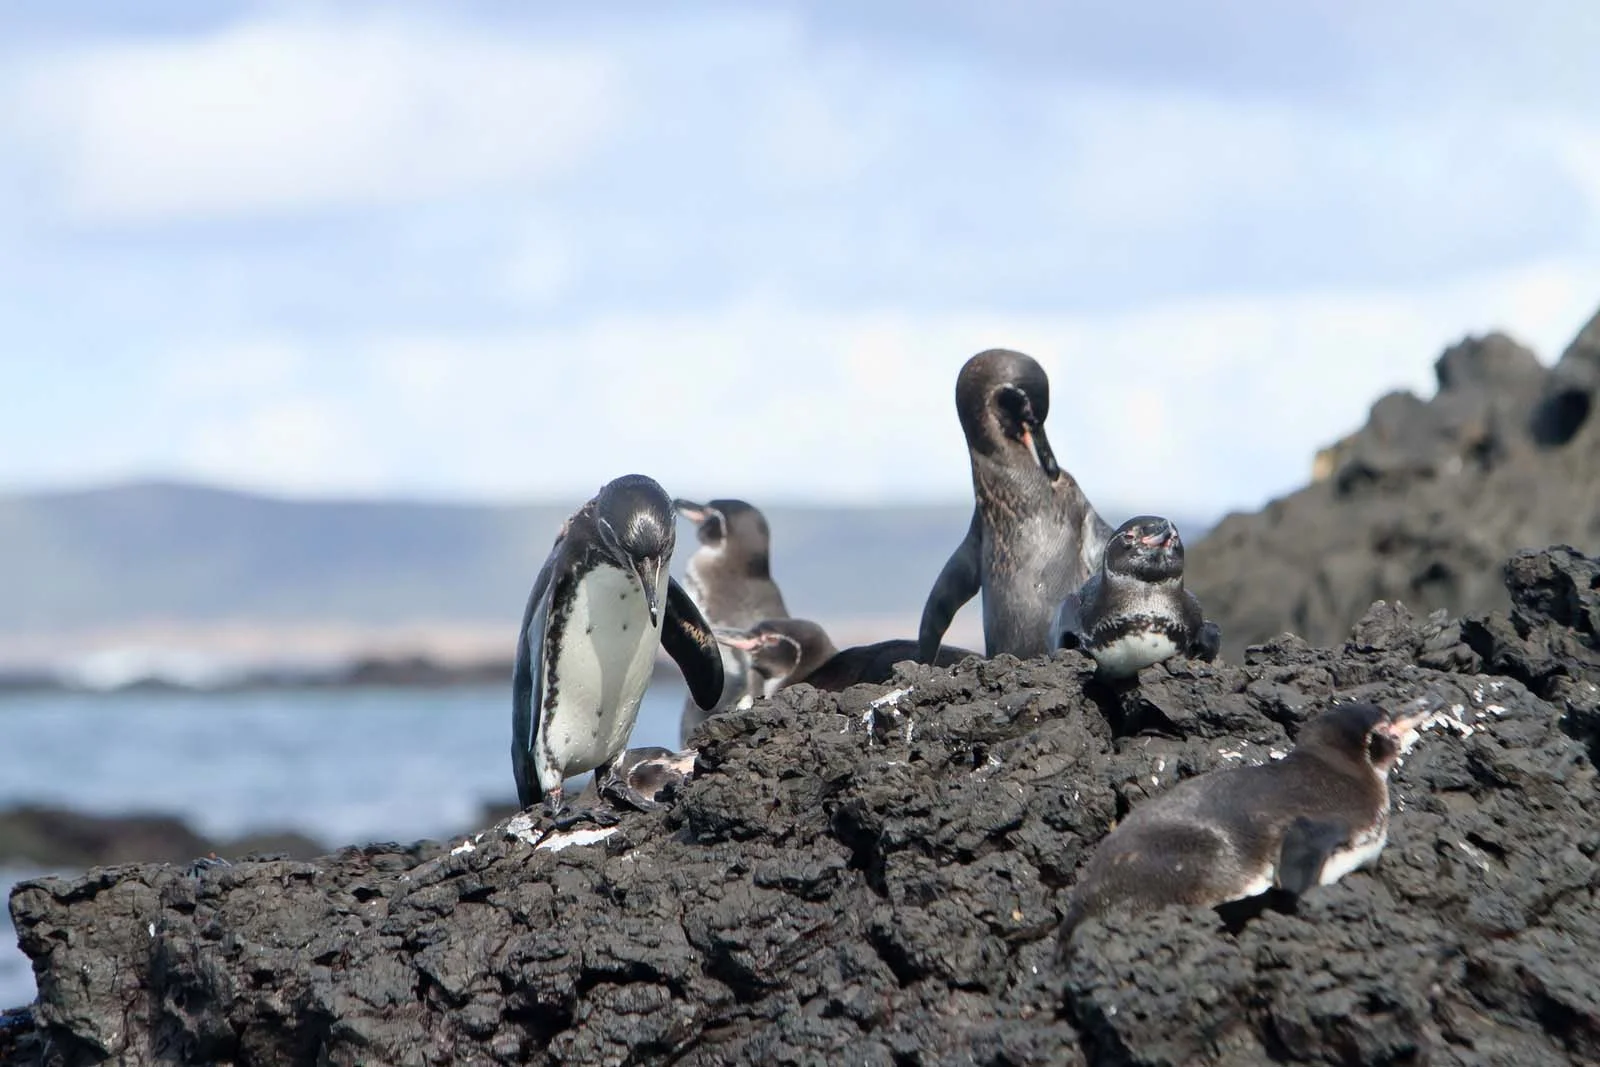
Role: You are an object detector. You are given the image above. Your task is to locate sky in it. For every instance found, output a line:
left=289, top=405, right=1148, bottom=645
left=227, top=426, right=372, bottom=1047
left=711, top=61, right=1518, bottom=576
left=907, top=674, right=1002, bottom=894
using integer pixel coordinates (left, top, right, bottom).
left=1, top=0, right=1598, bottom=518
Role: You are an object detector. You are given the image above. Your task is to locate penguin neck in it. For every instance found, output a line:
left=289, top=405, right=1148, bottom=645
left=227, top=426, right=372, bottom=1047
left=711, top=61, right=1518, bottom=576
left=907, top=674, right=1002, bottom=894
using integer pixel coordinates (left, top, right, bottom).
left=1103, top=567, right=1184, bottom=599
left=795, top=633, right=840, bottom=684
left=686, top=543, right=782, bottom=620
left=689, top=541, right=769, bottom=579
left=1289, top=744, right=1388, bottom=797
left=969, top=449, right=1075, bottom=525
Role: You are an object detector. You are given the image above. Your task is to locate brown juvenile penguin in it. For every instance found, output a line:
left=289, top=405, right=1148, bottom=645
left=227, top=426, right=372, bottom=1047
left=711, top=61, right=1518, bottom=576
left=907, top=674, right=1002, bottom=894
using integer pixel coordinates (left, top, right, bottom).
left=917, top=349, right=1113, bottom=664
left=672, top=497, right=790, bottom=744
left=1058, top=701, right=1428, bottom=954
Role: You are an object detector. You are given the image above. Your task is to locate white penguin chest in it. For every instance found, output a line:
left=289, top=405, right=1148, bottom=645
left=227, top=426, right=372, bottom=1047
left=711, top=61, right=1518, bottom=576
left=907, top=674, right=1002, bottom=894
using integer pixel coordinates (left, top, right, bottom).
left=1092, top=629, right=1180, bottom=678
left=1243, top=818, right=1389, bottom=899
left=1312, top=823, right=1389, bottom=886
left=539, top=564, right=664, bottom=779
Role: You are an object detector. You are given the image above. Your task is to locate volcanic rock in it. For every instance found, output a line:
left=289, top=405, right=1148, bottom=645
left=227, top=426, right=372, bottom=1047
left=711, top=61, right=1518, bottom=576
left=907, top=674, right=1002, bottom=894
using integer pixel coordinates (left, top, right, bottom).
left=1189, top=308, right=1600, bottom=661
left=6, top=546, right=1600, bottom=1066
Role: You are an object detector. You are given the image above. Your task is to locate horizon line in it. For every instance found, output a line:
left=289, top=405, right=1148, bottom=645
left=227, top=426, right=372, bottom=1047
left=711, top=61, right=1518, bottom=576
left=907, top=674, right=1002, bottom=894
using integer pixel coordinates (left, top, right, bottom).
left=0, top=473, right=1233, bottom=519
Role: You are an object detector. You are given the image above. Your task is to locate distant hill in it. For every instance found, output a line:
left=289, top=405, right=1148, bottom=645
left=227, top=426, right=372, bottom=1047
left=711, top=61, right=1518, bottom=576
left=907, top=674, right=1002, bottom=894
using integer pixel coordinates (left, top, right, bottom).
left=0, top=480, right=1211, bottom=662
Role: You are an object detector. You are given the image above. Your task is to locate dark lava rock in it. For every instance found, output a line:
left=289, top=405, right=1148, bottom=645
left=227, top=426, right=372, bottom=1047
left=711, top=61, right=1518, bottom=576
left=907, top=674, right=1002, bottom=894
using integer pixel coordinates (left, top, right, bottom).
left=0, top=806, right=327, bottom=869
left=1189, top=309, right=1600, bottom=661
left=7, top=547, right=1600, bottom=1066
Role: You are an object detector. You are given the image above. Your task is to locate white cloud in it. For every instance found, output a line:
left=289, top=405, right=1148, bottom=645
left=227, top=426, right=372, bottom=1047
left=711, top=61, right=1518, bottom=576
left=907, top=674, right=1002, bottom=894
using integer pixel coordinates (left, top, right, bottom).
left=500, top=217, right=578, bottom=306
left=5, top=13, right=622, bottom=222
left=160, top=340, right=308, bottom=400
left=132, top=258, right=1599, bottom=517
left=0, top=4, right=1595, bottom=520
left=181, top=395, right=389, bottom=494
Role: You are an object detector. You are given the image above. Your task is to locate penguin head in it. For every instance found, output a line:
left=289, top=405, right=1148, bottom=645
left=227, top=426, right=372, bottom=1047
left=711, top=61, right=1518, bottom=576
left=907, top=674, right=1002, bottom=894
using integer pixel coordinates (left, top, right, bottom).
left=714, top=617, right=835, bottom=691
left=673, top=498, right=773, bottom=566
left=623, top=748, right=697, bottom=803
left=1103, top=515, right=1185, bottom=583
left=1296, top=702, right=1426, bottom=778
left=595, top=474, right=676, bottom=626
left=955, top=349, right=1061, bottom=481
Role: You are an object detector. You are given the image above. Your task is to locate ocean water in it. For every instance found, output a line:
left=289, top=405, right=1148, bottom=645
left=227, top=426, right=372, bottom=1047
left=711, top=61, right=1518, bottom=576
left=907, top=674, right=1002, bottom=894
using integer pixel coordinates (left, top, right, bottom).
left=0, top=679, right=691, bottom=1008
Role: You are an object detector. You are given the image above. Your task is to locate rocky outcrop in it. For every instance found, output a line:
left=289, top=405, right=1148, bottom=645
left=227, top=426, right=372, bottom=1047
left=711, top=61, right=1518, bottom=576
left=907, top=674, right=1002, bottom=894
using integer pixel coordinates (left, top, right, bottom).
left=1190, top=309, right=1600, bottom=661
left=7, top=546, right=1600, bottom=1066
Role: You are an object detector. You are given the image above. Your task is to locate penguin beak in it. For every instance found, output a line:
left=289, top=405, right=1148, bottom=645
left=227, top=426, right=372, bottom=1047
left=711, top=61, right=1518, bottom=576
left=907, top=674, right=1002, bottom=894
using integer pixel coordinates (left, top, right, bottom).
left=672, top=499, right=708, bottom=523
left=1378, top=708, right=1434, bottom=756
left=1139, top=521, right=1176, bottom=548
left=634, top=557, right=664, bottom=627
left=1020, top=421, right=1061, bottom=480
left=713, top=628, right=763, bottom=652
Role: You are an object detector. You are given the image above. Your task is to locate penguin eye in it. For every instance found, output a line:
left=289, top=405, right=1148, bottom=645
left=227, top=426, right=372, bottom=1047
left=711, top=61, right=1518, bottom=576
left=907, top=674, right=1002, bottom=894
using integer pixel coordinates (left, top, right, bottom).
left=1366, top=728, right=1396, bottom=763
left=993, top=386, right=1031, bottom=433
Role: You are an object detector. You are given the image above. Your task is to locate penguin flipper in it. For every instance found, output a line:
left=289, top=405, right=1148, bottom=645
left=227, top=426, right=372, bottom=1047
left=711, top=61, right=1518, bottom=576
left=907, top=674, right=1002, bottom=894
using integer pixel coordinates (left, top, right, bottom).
left=1182, top=591, right=1221, bottom=662
left=1276, top=816, right=1354, bottom=896
left=1053, top=592, right=1086, bottom=651
left=511, top=547, right=562, bottom=810
left=917, top=508, right=982, bottom=663
left=663, top=576, right=727, bottom=711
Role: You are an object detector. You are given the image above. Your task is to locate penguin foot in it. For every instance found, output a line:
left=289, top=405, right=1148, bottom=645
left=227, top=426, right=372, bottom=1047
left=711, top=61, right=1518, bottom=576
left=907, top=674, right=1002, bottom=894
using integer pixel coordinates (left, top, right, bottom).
left=550, top=805, right=621, bottom=831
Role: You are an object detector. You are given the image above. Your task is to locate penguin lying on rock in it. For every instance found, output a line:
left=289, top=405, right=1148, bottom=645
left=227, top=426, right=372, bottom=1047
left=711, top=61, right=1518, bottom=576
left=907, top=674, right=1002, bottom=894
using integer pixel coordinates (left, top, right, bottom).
left=1058, top=700, right=1430, bottom=957
left=716, top=617, right=975, bottom=695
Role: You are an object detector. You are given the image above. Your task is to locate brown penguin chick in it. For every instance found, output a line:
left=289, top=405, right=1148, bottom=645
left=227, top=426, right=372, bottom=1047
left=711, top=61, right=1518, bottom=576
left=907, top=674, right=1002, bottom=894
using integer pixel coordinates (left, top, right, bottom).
left=673, top=498, right=789, bottom=626
left=718, top=618, right=976, bottom=695
left=1058, top=701, right=1429, bottom=955
left=918, top=349, right=1114, bottom=664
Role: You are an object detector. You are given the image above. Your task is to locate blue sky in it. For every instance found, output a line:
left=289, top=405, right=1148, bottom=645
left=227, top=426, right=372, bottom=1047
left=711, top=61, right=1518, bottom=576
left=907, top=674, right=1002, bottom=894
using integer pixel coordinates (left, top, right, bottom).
left=1, top=1, right=1597, bottom=517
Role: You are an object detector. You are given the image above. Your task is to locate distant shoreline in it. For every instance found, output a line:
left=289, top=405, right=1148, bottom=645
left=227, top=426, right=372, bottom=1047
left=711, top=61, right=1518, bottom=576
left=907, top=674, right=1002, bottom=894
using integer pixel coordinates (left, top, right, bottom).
left=0, top=615, right=984, bottom=695
left=0, top=654, right=519, bottom=696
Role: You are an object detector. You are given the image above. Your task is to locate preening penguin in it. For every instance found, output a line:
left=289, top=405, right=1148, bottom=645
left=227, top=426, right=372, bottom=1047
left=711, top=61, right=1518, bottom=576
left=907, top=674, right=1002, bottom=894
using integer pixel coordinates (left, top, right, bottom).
left=917, top=349, right=1113, bottom=664
left=511, top=474, right=723, bottom=823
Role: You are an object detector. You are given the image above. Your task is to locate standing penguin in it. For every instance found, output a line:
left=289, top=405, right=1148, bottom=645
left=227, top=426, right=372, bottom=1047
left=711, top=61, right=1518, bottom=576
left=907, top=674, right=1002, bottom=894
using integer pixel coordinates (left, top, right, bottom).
left=1058, top=701, right=1429, bottom=954
left=1053, top=515, right=1221, bottom=678
left=917, top=349, right=1113, bottom=663
left=672, top=497, right=790, bottom=745
left=511, top=474, right=724, bottom=823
